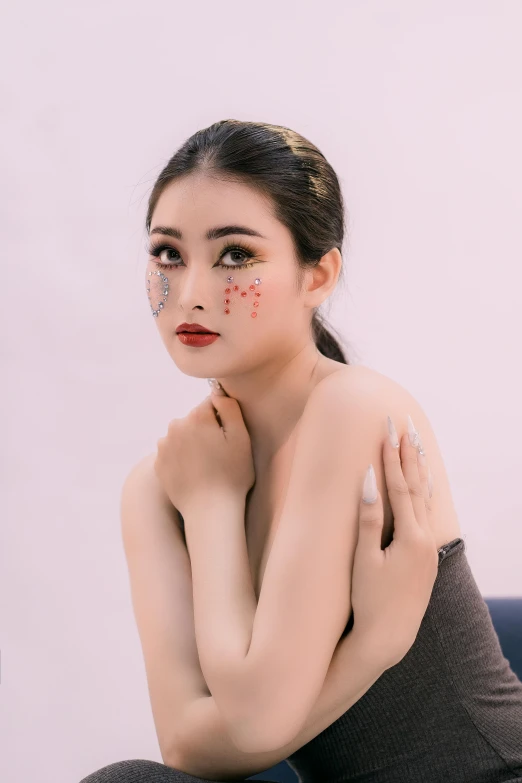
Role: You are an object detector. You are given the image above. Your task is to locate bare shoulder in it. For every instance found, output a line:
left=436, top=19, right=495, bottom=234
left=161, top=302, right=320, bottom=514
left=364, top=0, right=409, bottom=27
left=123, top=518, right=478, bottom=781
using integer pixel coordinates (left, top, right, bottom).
left=314, top=362, right=436, bottom=419
left=314, top=362, right=407, bottom=399
left=121, top=451, right=183, bottom=534
left=121, top=451, right=160, bottom=501
left=309, top=362, right=461, bottom=546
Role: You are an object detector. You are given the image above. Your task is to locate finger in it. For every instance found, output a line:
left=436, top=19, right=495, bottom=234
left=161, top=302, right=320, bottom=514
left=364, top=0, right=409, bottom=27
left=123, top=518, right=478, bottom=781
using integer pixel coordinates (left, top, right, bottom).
left=357, top=464, right=385, bottom=558
left=208, top=393, right=243, bottom=435
left=383, top=417, right=418, bottom=541
left=398, top=416, right=429, bottom=534
left=415, top=434, right=434, bottom=534
left=202, top=395, right=225, bottom=429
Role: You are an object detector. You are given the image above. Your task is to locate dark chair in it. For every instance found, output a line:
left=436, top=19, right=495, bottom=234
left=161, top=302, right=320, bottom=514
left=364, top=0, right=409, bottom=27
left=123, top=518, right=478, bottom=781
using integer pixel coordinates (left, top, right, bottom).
left=248, top=598, right=522, bottom=782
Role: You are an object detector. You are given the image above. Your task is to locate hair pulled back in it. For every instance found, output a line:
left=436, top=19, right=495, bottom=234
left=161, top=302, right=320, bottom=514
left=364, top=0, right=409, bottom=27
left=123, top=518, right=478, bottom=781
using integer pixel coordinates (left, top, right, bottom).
left=146, top=119, right=350, bottom=364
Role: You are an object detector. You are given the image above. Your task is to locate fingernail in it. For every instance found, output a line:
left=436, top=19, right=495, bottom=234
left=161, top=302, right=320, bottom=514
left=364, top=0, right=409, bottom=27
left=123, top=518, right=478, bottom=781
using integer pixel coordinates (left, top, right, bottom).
left=387, top=416, right=399, bottom=448
left=207, top=378, right=225, bottom=395
left=362, top=464, right=378, bottom=503
left=428, top=466, right=433, bottom=497
left=407, top=414, right=421, bottom=449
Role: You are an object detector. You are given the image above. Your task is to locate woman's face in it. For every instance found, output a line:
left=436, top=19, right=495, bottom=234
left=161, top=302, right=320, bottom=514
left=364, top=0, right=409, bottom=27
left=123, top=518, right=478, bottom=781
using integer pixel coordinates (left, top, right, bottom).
left=145, top=174, right=320, bottom=381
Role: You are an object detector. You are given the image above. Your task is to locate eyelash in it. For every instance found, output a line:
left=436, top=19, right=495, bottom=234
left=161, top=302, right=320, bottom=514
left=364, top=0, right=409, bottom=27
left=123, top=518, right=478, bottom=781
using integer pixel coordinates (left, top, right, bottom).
left=146, top=240, right=259, bottom=271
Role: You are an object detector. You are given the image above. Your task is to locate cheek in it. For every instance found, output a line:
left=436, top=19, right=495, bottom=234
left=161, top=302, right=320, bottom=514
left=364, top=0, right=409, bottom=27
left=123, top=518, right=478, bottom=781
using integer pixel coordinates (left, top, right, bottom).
left=221, top=275, right=264, bottom=320
left=145, top=269, right=274, bottom=322
left=146, top=267, right=170, bottom=319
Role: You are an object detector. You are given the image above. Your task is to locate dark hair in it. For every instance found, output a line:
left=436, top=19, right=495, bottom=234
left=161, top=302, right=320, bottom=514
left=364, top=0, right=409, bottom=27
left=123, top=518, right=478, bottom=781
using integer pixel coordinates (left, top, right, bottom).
left=145, top=119, right=350, bottom=364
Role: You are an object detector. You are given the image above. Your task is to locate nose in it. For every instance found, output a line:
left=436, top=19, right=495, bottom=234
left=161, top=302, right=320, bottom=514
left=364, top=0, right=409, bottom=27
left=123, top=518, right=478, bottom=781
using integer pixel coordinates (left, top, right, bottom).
left=177, top=266, right=216, bottom=312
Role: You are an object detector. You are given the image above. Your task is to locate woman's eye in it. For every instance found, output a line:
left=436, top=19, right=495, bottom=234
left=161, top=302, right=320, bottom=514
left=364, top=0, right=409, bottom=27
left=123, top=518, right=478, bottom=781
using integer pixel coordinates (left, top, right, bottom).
left=220, top=249, right=248, bottom=265
left=148, top=244, right=256, bottom=269
left=158, top=248, right=179, bottom=264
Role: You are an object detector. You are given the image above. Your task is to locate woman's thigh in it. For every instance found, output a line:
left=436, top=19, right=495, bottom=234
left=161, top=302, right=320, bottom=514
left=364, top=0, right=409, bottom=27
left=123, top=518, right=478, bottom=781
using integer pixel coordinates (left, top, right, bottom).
left=79, top=757, right=277, bottom=783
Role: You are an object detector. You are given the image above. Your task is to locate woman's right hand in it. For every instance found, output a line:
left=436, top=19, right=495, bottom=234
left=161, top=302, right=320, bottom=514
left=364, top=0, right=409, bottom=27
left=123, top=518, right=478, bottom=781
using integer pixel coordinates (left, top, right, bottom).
left=349, top=416, right=439, bottom=670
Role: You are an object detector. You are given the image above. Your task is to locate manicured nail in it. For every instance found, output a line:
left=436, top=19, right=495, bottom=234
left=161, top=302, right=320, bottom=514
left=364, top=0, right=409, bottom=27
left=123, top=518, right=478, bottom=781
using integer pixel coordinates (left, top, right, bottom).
left=387, top=415, right=399, bottom=448
left=407, top=414, right=421, bottom=449
left=362, top=464, right=378, bottom=503
left=207, top=378, right=225, bottom=395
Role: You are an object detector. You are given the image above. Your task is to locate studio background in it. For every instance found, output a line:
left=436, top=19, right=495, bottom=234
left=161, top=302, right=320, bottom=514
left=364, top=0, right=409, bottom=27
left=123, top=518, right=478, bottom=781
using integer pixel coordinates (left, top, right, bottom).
left=2, top=2, right=521, bottom=782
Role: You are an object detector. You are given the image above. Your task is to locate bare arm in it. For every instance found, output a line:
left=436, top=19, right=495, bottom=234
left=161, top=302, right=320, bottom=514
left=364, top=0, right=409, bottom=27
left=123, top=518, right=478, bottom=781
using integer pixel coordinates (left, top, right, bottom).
left=181, top=375, right=384, bottom=752
left=120, top=452, right=384, bottom=778
left=176, top=377, right=445, bottom=778
left=173, top=627, right=383, bottom=781
left=123, top=371, right=448, bottom=772
left=181, top=369, right=458, bottom=755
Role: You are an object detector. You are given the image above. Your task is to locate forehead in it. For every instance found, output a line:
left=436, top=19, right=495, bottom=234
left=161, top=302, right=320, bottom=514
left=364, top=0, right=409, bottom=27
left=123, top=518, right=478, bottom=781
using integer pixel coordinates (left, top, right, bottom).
left=151, top=174, right=279, bottom=239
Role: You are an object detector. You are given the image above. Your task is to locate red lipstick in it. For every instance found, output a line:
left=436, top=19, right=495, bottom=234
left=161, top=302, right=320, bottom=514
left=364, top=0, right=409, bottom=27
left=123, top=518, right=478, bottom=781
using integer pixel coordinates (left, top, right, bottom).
left=177, top=332, right=220, bottom=347
left=175, top=321, right=220, bottom=346
left=176, top=322, right=219, bottom=334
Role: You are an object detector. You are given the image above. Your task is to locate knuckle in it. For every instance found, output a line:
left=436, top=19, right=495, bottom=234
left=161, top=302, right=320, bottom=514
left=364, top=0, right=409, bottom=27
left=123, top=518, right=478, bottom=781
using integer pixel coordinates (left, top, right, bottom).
left=389, top=479, right=410, bottom=496
left=408, top=483, right=425, bottom=499
left=361, top=513, right=382, bottom=528
left=360, top=504, right=382, bottom=526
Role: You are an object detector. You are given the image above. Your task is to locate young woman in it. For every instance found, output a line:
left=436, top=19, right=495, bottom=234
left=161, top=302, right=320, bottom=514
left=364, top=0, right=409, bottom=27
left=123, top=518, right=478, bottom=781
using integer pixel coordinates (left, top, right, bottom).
left=80, top=120, right=522, bottom=783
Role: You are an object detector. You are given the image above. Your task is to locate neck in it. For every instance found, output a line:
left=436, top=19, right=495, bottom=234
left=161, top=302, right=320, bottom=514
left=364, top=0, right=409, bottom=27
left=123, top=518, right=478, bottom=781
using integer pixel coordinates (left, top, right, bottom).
left=214, top=341, right=328, bottom=469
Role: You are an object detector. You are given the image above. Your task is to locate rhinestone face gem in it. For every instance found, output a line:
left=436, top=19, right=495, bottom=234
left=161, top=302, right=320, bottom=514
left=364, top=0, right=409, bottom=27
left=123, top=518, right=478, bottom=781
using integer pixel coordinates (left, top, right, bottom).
left=255, top=291, right=261, bottom=297
left=227, top=276, right=234, bottom=283
left=249, top=285, right=255, bottom=291
left=253, top=301, right=259, bottom=307
left=254, top=278, right=261, bottom=285
left=225, top=288, right=231, bottom=294
left=251, top=312, right=257, bottom=317
left=224, top=308, right=230, bottom=314
left=233, top=285, right=239, bottom=291
left=224, top=298, right=230, bottom=304
left=147, top=269, right=169, bottom=318
left=241, top=291, right=247, bottom=297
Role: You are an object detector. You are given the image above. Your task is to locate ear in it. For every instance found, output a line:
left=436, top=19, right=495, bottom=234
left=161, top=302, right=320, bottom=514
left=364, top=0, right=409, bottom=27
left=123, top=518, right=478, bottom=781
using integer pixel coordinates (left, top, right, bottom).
left=302, top=247, right=342, bottom=309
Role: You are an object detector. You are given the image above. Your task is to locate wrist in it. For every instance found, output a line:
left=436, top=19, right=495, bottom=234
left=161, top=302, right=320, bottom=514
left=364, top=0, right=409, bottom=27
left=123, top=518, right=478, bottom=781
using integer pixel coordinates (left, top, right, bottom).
left=345, top=625, right=392, bottom=675
left=183, top=490, right=245, bottom=519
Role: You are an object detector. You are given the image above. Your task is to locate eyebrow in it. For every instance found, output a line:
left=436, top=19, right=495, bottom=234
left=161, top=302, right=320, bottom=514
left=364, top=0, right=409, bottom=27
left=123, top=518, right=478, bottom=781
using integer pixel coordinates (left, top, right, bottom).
left=149, top=224, right=267, bottom=241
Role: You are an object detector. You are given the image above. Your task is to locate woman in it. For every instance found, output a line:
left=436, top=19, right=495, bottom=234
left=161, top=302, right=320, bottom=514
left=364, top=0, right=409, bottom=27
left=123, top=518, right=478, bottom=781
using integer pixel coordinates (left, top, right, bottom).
left=80, top=120, right=522, bottom=782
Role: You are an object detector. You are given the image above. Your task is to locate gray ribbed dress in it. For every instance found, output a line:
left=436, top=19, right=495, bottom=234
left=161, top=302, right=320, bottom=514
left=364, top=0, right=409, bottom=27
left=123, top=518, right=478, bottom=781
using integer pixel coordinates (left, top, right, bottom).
left=80, top=538, right=522, bottom=783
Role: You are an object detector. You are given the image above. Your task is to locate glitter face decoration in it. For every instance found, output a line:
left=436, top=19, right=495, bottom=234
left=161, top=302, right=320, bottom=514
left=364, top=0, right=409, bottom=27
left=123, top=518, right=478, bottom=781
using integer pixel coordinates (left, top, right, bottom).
left=223, top=275, right=262, bottom=317
left=146, top=269, right=262, bottom=319
left=147, top=269, right=169, bottom=318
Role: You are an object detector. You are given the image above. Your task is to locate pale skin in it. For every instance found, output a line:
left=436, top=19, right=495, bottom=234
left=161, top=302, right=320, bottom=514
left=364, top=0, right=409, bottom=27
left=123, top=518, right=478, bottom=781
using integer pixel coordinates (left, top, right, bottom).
left=122, top=172, right=462, bottom=777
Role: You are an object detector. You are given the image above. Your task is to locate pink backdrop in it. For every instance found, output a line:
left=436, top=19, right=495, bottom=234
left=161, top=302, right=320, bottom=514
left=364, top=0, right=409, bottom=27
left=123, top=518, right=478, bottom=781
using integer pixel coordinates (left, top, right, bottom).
left=2, top=1, right=521, bottom=781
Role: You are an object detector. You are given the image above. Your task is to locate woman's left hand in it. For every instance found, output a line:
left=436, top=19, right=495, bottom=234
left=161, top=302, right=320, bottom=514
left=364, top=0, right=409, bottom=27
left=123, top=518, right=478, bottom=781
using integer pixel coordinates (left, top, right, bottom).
left=154, top=391, right=256, bottom=517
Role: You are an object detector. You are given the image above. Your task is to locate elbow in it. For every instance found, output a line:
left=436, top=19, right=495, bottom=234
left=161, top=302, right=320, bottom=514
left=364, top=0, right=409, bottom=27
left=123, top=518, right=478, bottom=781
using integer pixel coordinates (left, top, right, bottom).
left=215, top=658, right=306, bottom=753
left=226, top=667, right=314, bottom=753
left=161, top=726, right=192, bottom=772
left=162, top=741, right=185, bottom=772
left=229, top=709, right=300, bottom=754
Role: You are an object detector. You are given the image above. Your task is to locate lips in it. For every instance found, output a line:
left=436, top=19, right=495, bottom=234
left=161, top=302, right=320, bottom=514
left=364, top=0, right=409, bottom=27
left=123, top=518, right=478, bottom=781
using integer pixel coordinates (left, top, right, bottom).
left=176, top=323, right=219, bottom=334
left=177, top=332, right=220, bottom=347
